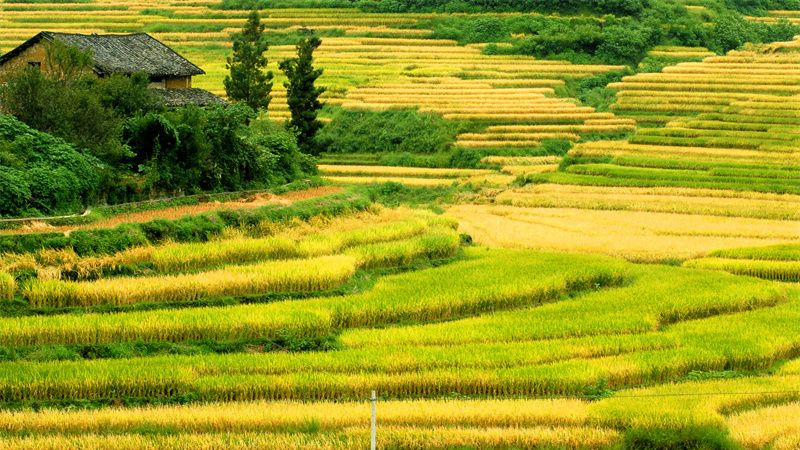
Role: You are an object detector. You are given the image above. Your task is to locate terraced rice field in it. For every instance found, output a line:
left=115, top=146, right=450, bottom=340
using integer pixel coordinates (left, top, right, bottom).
left=684, top=243, right=800, bottom=282
left=1, top=189, right=799, bottom=447
left=318, top=164, right=499, bottom=187
left=3, top=2, right=800, bottom=448
left=450, top=37, right=800, bottom=264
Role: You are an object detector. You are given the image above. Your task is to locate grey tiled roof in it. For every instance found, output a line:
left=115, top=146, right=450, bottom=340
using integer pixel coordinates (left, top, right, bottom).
left=0, top=32, right=205, bottom=78
left=153, top=88, right=228, bottom=107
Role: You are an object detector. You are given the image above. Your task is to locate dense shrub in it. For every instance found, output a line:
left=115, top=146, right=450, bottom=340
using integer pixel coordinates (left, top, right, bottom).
left=447, top=148, right=483, bottom=168
left=0, top=115, right=100, bottom=217
left=215, top=0, right=269, bottom=9
left=557, top=69, right=633, bottom=111
left=428, top=16, right=510, bottom=43
left=0, top=170, right=31, bottom=217
left=621, top=427, right=741, bottom=450
left=122, top=105, right=315, bottom=197
left=318, top=109, right=460, bottom=154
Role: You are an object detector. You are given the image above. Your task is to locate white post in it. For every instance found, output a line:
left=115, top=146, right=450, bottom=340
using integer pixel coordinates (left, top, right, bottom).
left=370, top=390, right=377, bottom=450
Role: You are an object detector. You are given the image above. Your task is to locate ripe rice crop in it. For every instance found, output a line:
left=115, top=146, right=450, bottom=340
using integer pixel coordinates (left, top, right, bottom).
left=345, top=228, right=460, bottom=269
left=481, top=156, right=562, bottom=166
left=0, top=431, right=361, bottom=450
left=443, top=113, right=613, bottom=121
left=638, top=127, right=798, bottom=142
left=23, top=255, right=358, bottom=308
left=570, top=140, right=796, bottom=164
left=0, top=249, right=627, bottom=347
left=0, top=426, right=621, bottom=450
left=501, top=165, right=559, bottom=175
left=27, top=206, right=430, bottom=279
left=425, top=107, right=594, bottom=115
left=0, top=398, right=589, bottom=434
left=323, top=176, right=456, bottom=187
left=11, top=3, right=800, bottom=438
left=0, top=262, right=791, bottom=405
left=317, top=165, right=491, bottom=178
left=1, top=4, right=628, bottom=150
left=683, top=258, right=800, bottom=282
left=147, top=237, right=296, bottom=273
left=513, top=183, right=800, bottom=202
left=544, top=170, right=800, bottom=198
left=20, top=212, right=461, bottom=307
left=773, top=435, right=800, bottom=450
left=611, top=82, right=800, bottom=94
left=618, top=97, right=734, bottom=106
left=727, top=402, right=800, bottom=449
left=710, top=244, right=800, bottom=261
left=144, top=212, right=448, bottom=273
left=561, top=164, right=800, bottom=194
left=612, top=103, right=724, bottom=113
left=498, top=186, right=800, bottom=220
left=589, top=374, right=800, bottom=430
left=0, top=273, right=14, bottom=300
left=447, top=204, right=800, bottom=262
left=0, top=334, right=790, bottom=403
left=341, top=264, right=784, bottom=347
left=465, top=173, right=518, bottom=187
left=457, top=132, right=580, bottom=141
left=456, top=140, right=542, bottom=148
left=485, top=124, right=634, bottom=133
left=624, top=74, right=800, bottom=84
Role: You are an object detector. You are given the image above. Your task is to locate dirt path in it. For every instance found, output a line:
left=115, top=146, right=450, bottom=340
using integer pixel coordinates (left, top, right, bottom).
left=1, top=186, right=344, bottom=235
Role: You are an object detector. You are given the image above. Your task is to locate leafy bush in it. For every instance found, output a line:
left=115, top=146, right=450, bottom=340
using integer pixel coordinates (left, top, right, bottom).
left=427, top=16, right=510, bottom=43
left=448, top=148, right=483, bottom=168
left=317, top=109, right=460, bottom=154
left=121, top=105, right=314, bottom=197
left=539, top=139, right=573, bottom=155
left=0, top=115, right=101, bottom=217
left=215, top=0, right=269, bottom=9
left=557, top=69, right=633, bottom=111
left=0, top=169, right=31, bottom=217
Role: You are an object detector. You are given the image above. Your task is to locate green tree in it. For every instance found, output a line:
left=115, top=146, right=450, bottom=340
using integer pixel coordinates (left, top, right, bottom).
left=42, top=40, right=93, bottom=83
left=279, top=36, right=326, bottom=155
left=224, top=10, right=273, bottom=112
left=123, top=113, right=181, bottom=192
left=711, top=13, right=755, bottom=53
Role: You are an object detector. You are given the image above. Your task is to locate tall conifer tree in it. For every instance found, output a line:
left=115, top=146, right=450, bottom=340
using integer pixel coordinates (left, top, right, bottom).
left=280, top=36, right=325, bottom=154
left=224, top=10, right=273, bottom=111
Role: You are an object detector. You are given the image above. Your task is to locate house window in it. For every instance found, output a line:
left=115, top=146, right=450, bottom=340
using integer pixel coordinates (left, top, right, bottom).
left=28, top=61, right=41, bottom=70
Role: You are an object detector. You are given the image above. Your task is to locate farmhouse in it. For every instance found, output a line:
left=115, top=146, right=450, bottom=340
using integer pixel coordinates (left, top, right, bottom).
left=0, top=31, right=225, bottom=107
